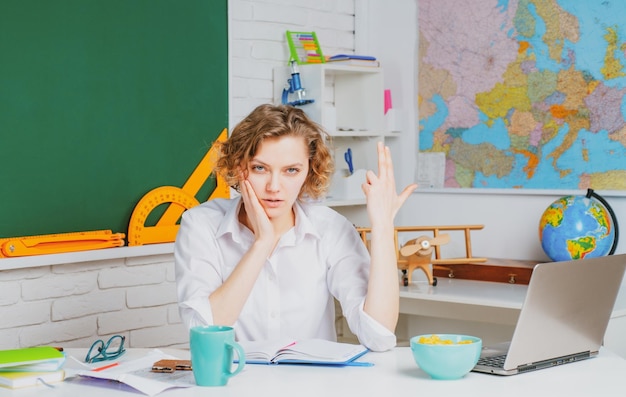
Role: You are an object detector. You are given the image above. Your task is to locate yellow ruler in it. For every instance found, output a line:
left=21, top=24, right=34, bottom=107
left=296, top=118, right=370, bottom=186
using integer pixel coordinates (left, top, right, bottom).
left=127, top=128, right=230, bottom=246
left=0, top=230, right=125, bottom=257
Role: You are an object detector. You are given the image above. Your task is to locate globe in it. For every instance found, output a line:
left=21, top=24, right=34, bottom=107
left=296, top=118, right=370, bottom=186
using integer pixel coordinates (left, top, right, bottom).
left=539, top=190, right=618, bottom=262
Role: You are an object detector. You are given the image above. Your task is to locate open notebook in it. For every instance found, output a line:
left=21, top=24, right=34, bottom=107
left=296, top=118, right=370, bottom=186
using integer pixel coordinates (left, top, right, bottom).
left=473, top=254, right=626, bottom=376
left=238, top=339, right=370, bottom=366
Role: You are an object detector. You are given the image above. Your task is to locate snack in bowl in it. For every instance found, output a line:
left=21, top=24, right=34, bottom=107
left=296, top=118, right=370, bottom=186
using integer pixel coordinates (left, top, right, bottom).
left=410, top=334, right=482, bottom=380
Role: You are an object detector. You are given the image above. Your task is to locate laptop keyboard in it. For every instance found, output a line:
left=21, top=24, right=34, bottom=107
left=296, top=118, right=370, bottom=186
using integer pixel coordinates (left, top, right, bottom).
left=477, top=354, right=506, bottom=368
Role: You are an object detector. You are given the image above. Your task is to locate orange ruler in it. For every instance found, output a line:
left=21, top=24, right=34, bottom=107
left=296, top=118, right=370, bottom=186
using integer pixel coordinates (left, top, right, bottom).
left=127, top=128, right=230, bottom=246
left=0, top=230, right=125, bottom=258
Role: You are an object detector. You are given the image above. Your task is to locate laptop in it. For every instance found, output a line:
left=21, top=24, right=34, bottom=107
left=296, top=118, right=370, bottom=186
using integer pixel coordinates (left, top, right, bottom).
left=472, top=254, right=626, bottom=376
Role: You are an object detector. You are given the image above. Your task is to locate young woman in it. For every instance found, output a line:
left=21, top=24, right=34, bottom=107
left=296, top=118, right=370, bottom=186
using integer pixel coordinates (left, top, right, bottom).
left=175, top=104, right=416, bottom=351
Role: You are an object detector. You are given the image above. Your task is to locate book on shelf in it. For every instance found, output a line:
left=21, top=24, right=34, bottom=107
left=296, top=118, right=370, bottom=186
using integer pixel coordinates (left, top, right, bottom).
left=0, top=370, right=65, bottom=389
left=0, top=346, right=65, bottom=372
left=326, top=54, right=380, bottom=67
left=238, top=338, right=371, bottom=366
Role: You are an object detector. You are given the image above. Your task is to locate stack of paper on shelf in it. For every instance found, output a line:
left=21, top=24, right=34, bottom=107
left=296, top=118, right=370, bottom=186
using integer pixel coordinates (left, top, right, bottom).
left=326, top=54, right=380, bottom=67
left=0, top=346, right=66, bottom=389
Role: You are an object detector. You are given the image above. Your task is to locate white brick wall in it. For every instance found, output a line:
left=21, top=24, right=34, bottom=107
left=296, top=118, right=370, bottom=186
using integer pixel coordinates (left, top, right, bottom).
left=0, top=254, right=187, bottom=350
left=0, top=0, right=357, bottom=351
left=229, top=0, right=356, bottom=126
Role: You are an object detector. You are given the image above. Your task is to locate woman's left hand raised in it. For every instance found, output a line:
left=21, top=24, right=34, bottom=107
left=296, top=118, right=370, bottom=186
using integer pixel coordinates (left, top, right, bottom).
left=361, top=142, right=417, bottom=227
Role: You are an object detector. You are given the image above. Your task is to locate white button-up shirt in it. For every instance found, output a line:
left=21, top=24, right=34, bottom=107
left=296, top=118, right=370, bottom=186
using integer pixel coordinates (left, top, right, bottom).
left=174, top=197, right=396, bottom=351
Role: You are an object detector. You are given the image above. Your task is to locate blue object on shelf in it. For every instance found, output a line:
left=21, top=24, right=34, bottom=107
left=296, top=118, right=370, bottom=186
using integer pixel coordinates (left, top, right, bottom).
left=344, top=148, right=354, bottom=175
left=281, top=60, right=314, bottom=107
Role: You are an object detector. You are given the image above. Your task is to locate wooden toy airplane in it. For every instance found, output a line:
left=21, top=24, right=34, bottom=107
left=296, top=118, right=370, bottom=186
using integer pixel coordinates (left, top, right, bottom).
left=399, top=234, right=451, bottom=286
left=356, top=225, right=488, bottom=286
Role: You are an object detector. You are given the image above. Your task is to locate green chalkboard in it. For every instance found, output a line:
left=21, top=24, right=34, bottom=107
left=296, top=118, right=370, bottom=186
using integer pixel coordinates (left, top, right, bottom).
left=0, top=0, right=228, bottom=239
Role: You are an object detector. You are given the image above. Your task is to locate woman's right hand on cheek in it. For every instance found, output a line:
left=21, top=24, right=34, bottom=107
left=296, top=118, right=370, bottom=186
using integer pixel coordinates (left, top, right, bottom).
left=240, top=179, right=276, bottom=244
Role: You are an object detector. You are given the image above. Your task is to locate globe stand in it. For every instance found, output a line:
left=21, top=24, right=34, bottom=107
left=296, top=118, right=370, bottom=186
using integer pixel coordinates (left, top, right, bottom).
left=586, top=189, right=619, bottom=256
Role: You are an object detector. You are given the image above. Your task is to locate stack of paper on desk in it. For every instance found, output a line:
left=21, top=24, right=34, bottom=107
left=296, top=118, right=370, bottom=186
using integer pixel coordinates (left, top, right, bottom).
left=68, top=349, right=195, bottom=397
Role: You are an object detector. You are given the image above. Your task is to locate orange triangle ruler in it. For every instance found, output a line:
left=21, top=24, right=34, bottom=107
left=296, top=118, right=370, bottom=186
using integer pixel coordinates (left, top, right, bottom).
left=127, top=128, right=230, bottom=246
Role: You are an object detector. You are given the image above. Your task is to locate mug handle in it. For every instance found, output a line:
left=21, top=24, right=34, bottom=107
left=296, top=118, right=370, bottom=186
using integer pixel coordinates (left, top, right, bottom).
left=226, top=341, right=245, bottom=377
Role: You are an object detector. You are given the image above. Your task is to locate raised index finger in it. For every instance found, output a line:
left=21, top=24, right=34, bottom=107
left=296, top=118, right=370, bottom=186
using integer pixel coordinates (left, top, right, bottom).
left=377, top=141, right=389, bottom=179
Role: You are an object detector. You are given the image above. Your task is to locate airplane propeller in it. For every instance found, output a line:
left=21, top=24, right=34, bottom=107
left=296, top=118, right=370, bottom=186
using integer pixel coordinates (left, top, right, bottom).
left=400, top=234, right=451, bottom=257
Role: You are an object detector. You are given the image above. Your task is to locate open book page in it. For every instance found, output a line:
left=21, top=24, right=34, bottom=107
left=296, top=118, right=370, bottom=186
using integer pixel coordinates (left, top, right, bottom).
left=239, top=339, right=370, bottom=365
left=65, top=349, right=195, bottom=397
left=239, top=338, right=296, bottom=362
left=274, top=339, right=368, bottom=363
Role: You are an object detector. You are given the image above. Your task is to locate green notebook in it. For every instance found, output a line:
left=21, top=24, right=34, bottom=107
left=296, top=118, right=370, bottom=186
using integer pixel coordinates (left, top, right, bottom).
left=0, top=347, right=65, bottom=372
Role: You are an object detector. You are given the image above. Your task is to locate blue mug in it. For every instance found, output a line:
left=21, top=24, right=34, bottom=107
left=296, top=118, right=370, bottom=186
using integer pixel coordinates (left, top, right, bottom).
left=189, top=325, right=245, bottom=386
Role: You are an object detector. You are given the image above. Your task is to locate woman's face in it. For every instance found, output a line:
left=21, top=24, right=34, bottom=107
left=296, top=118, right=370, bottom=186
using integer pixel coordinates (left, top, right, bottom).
left=245, top=135, right=309, bottom=221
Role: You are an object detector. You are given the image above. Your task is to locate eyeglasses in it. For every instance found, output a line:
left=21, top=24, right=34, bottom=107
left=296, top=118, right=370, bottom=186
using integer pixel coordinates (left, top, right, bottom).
left=85, top=335, right=126, bottom=363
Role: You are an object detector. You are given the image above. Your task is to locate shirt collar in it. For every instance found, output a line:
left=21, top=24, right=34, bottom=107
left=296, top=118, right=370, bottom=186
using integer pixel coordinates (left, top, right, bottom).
left=292, top=200, right=322, bottom=244
left=215, top=197, right=248, bottom=243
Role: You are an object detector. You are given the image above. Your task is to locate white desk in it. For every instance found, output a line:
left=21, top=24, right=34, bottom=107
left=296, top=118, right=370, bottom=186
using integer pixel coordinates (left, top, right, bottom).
left=399, top=278, right=528, bottom=324
left=1, top=348, right=625, bottom=396
left=398, top=278, right=626, bottom=356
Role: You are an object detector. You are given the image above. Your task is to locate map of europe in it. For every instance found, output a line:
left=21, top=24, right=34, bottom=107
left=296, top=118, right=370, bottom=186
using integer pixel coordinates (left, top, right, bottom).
left=418, top=0, right=626, bottom=190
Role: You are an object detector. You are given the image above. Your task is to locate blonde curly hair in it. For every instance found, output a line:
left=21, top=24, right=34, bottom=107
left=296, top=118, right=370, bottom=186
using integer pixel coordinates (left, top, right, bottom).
left=215, top=104, right=334, bottom=200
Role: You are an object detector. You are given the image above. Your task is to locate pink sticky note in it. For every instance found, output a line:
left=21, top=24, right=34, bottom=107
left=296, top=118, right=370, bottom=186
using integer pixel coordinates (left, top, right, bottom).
left=384, top=89, right=392, bottom=114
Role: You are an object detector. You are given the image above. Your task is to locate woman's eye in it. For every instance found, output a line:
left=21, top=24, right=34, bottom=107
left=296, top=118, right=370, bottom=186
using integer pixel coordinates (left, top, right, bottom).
left=286, top=167, right=300, bottom=174
left=251, top=165, right=265, bottom=172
